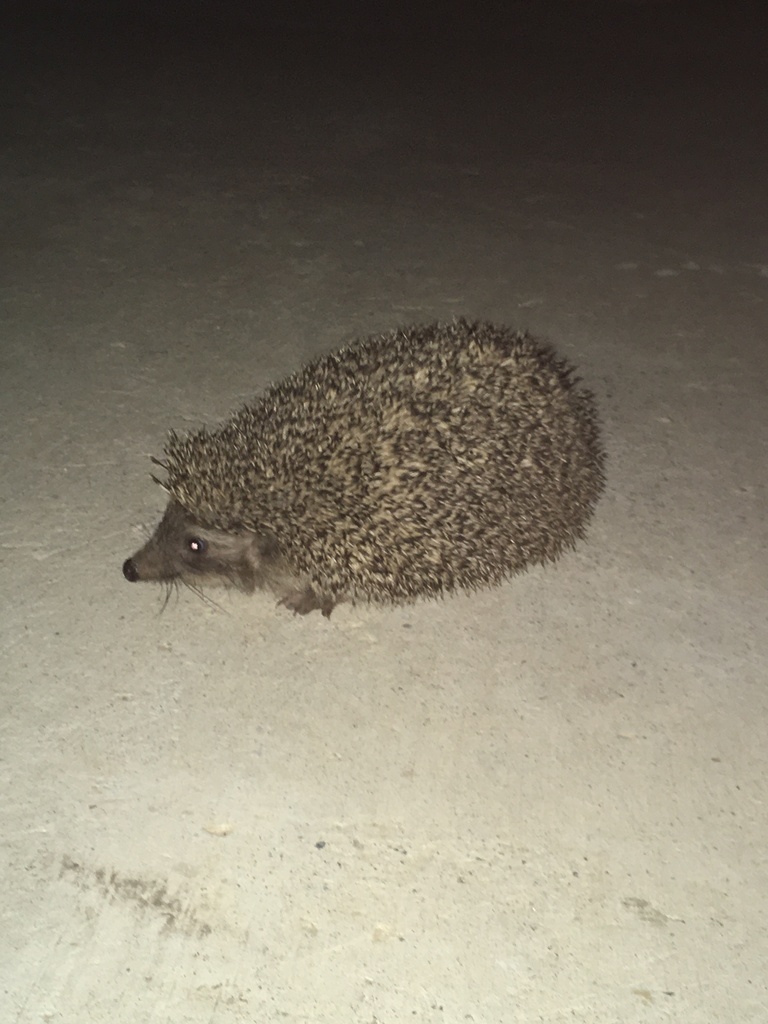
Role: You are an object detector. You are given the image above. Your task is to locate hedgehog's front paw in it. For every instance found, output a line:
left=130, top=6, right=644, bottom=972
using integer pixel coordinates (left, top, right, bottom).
left=278, top=585, right=336, bottom=618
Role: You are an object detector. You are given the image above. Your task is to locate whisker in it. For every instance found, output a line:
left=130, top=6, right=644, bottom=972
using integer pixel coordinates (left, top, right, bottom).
left=159, top=580, right=178, bottom=613
left=181, top=579, right=228, bottom=613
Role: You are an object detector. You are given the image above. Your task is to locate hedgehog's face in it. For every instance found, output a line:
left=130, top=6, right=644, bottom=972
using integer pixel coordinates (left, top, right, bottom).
left=122, top=500, right=269, bottom=594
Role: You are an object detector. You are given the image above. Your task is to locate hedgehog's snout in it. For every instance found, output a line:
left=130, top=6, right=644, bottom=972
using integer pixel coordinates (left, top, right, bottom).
left=122, top=558, right=140, bottom=582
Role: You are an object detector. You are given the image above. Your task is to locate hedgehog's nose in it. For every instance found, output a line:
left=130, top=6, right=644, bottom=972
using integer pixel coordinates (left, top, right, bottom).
left=122, top=558, right=139, bottom=582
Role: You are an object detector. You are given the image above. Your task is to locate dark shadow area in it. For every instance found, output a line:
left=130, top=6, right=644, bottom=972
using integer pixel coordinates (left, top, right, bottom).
left=3, top=1, right=767, bottom=181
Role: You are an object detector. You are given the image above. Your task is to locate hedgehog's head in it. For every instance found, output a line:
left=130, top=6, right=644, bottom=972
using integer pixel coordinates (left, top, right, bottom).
left=122, top=500, right=274, bottom=596
left=123, top=500, right=338, bottom=617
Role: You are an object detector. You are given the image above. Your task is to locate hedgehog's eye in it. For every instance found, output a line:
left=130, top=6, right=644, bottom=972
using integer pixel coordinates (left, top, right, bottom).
left=188, top=537, right=207, bottom=555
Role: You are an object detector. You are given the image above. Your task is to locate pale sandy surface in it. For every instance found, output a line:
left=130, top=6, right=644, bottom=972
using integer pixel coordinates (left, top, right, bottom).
left=1, top=2, right=766, bottom=1022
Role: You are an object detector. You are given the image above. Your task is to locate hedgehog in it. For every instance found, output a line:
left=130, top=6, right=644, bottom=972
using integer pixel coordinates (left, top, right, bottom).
left=122, top=318, right=605, bottom=617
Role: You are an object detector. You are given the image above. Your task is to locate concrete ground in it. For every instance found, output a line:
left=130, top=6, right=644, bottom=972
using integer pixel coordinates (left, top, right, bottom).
left=1, top=2, right=766, bottom=1021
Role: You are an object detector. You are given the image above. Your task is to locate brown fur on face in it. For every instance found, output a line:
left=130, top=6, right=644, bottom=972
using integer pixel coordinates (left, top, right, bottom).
left=122, top=501, right=340, bottom=617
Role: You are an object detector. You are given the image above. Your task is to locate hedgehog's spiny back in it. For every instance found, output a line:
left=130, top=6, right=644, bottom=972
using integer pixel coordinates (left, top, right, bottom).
left=162, top=319, right=605, bottom=605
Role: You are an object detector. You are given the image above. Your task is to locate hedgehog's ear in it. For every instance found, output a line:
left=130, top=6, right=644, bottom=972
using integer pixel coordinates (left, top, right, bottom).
left=221, top=534, right=272, bottom=594
left=255, top=531, right=282, bottom=559
left=229, top=557, right=258, bottom=594
left=235, top=531, right=294, bottom=596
